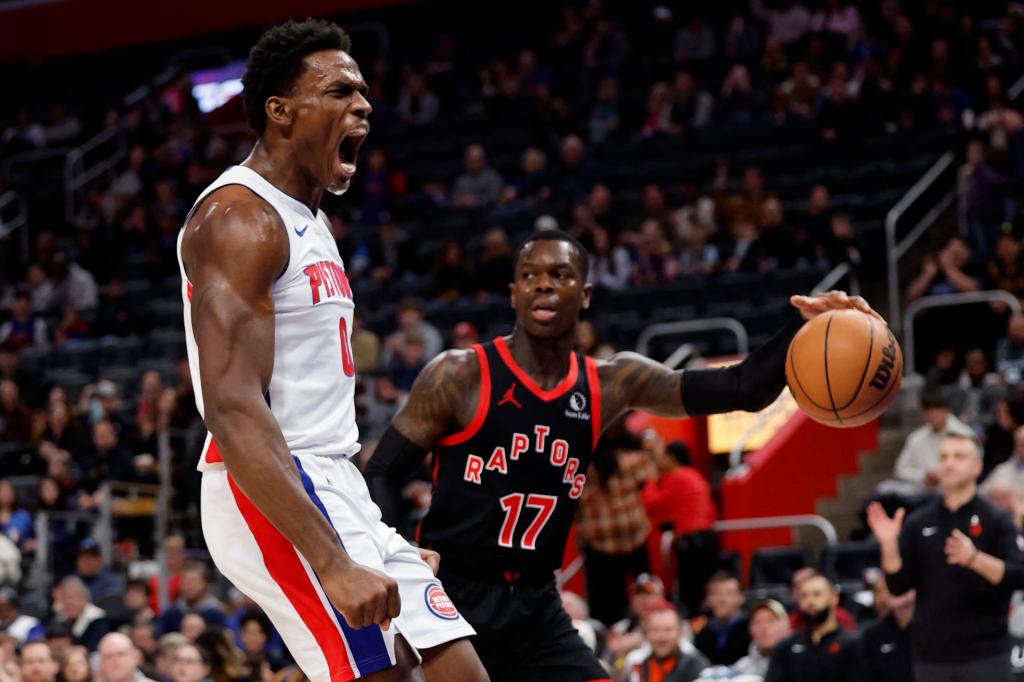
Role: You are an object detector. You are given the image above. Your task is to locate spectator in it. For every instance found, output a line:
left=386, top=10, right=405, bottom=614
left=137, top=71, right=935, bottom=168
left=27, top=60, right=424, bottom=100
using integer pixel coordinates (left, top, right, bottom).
left=982, top=425, right=1024, bottom=495
left=452, top=144, right=503, bottom=208
left=588, top=76, right=621, bottom=143
left=717, top=64, right=767, bottom=125
left=965, top=141, right=1014, bottom=256
left=641, top=82, right=677, bottom=138
left=0, top=379, right=36, bottom=445
left=751, top=0, right=812, bottom=47
left=120, top=580, right=155, bottom=628
left=396, top=72, right=440, bottom=127
left=78, top=420, right=134, bottom=509
left=869, top=432, right=1024, bottom=681
left=694, top=573, right=750, bottom=666
left=129, top=622, right=159, bottom=678
left=238, top=611, right=284, bottom=677
left=383, top=299, right=443, bottom=366
left=674, top=17, right=716, bottom=66
left=698, top=598, right=790, bottom=680
left=631, top=219, right=677, bottom=285
left=97, top=633, right=156, bottom=682
left=574, top=319, right=614, bottom=361
left=450, top=322, right=479, bottom=351
left=995, top=313, right=1024, bottom=384
left=504, top=148, right=552, bottom=206
left=179, top=614, right=206, bottom=643
left=51, top=253, right=99, bottom=315
left=787, top=567, right=858, bottom=632
left=169, top=643, right=210, bottom=682
left=677, top=222, right=720, bottom=277
left=890, top=391, right=975, bottom=494
left=351, top=311, right=382, bottom=374
left=642, top=439, right=717, bottom=617
left=155, top=634, right=188, bottom=682
left=74, top=539, right=124, bottom=606
left=984, top=396, right=1021, bottom=480
left=59, top=645, right=93, bottom=682
left=366, top=219, right=415, bottom=286
left=357, top=150, right=404, bottom=227
left=158, top=561, right=225, bottom=634
left=588, top=227, right=632, bottom=291
left=376, top=332, right=428, bottom=403
left=50, top=576, right=109, bottom=652
left=193, top=628, right=249, bottom=682
left=906, top=236, right=982, bottom=302
left=949, top=348, right=1006, bottom=436
left=766, top=572, right=861, bottom=682
left=577, top=422, right=656, bottom=625
left=474, top=228, right=515, bottom=301
left=0, top=480, right=31, bottom=549
left=432, top=240, right=474, bottom=301
left=0, top=587, right=43, bottom=644
left=822, top=213, right=860, bottom=268
left=0, top=633, right=17, bottom=682
left=0, top=291, right=47, bottom=349
left=560, top=590, right=602, bottom=656
left=988, top=233, right=1024, bottom=303
left=20, top=640, right=59, bottom=682
left=859, top=576, right=914, bottom=682
left=148, top=535, right=185, bottom=615
left=553, top=135, right=599, bottom=204
left=629, top=605, right=709, bottom=682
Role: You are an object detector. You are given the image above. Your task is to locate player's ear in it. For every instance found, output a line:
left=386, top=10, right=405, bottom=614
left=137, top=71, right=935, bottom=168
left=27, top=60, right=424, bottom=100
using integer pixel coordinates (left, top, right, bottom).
left=582, top=282, right=593, bottom=310
left=265, top=96, right=292, bottom=129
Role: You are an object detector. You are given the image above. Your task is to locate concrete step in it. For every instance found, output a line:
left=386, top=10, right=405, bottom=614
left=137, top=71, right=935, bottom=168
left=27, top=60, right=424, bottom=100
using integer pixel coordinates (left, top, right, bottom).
left=837, top=471, right=889, bottom=501
left=858, top=450, right=897, bottom=475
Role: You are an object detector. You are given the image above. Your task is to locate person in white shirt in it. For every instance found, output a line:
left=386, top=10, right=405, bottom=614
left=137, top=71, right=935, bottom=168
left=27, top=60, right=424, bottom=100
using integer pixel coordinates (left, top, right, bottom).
left=888, top=391, right=976, bottom=493
left=983, top=425, right=1024, bottom=496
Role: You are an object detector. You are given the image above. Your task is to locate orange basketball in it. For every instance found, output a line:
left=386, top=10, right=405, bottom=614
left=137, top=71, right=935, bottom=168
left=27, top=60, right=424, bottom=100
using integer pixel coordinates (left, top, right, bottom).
left=785, top=309, right=902, bottom=428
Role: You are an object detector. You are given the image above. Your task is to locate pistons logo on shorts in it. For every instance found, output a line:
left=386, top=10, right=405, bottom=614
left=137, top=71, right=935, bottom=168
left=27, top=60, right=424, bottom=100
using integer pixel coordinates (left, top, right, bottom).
left=423, top=583, right=459, bottom=620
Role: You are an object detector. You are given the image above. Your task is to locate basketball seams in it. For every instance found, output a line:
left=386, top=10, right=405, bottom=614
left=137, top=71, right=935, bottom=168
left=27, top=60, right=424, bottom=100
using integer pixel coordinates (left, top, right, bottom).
left=822, top=313, right=844, bottom=425
left=834, top=313, right=875, bottom=411
left=787, top=332, right=835, bottom=413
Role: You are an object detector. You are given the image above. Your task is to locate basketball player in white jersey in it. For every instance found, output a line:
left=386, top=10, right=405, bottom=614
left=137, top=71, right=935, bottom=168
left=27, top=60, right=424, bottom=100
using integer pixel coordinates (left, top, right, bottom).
left=177, top=19, right=488, bottom=682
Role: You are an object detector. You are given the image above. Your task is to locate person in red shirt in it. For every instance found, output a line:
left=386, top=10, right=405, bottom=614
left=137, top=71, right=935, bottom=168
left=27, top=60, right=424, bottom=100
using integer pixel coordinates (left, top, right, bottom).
left=148, top=535, right=185, bottom=614
left=641, top=436, right=717, bottom=616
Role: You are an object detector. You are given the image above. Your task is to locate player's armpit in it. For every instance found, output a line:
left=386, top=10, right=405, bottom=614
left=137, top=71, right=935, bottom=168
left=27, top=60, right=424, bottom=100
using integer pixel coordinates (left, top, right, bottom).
left=389, top=348, right=481, bottom=449
left=599, top=352, right=686, bottom=419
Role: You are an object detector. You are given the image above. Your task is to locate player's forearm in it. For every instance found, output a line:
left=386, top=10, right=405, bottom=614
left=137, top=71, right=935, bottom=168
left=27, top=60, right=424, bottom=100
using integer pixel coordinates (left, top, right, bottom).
left=206, top=400, right=352, bottom=575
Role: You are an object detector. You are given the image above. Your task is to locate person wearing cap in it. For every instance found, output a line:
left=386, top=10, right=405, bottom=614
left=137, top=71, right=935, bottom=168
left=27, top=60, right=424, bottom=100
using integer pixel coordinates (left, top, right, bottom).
left=859, top=575, right=914, bottom=682
left=764, top=572, right=861, bottom=682
left=628, top=604, right=709, bottom=682
left=698, top=599, right=790, bottom=681
left=608, top=574, right=671, bottom=661
left=74, top=538, right=124, bottom=605
left=869, top=431, right=1024, bottom=681
left=0, top=587, right=43, bottom=644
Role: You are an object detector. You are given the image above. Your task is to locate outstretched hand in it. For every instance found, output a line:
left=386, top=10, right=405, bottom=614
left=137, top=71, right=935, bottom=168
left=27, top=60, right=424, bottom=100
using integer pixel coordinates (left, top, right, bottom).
left=791, top=290, right=884, bottom=323
left=866, top=502, right=905, bottom=545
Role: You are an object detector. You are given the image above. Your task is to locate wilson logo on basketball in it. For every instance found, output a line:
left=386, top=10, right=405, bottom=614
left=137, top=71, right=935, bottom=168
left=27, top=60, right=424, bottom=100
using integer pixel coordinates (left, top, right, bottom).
left=868, top=328, right=898, bottom=390
left=424, top=583, right=459, bottom=620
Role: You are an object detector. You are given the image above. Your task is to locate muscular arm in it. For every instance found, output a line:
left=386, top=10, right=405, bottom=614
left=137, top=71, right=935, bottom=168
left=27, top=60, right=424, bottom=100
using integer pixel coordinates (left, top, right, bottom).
left=365, top=349, right=478, bottom=527
left=184, top=191, right=355, bottom=578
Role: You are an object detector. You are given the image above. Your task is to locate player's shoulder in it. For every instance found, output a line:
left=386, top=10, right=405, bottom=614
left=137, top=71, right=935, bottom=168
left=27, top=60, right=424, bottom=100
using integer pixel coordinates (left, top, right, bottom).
left=592, top=350, right=647, bottom=378
left=188, top=183, right=284, bottom=241
left=417, top=347, right=483, bottom=387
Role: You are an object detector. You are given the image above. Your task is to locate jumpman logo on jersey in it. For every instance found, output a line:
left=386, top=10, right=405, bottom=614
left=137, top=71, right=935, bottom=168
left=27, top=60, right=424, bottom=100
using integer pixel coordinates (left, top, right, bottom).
left=498, top=383, right=522, bottom=409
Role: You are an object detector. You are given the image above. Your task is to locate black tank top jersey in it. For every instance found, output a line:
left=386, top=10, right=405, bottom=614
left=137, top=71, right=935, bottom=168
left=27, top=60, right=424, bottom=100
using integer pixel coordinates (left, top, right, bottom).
left=418, top=337, right=602, bottom=578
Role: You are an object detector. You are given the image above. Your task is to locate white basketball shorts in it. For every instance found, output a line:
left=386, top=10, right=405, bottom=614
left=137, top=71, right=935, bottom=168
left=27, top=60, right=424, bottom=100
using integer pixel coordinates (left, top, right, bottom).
left=201, top=453, right=475, bottom=681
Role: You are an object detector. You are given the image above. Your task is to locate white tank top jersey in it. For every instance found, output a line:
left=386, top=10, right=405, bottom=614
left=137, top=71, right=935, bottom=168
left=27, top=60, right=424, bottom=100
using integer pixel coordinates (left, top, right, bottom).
left=176, top=166, right=360, bottom=472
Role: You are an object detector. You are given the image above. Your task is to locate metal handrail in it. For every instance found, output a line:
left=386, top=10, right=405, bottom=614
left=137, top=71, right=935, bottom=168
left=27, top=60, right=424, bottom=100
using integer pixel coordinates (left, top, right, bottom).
left=0, top=190, right=29, bottom=260
left=812, top=262, right=860, bottom=297
left=886, top=151, right=957, bottom=332
left=903, top=290, right=1022, bottom=375
left=713, top=514, right=838, bottom=544
left=556, top=555, right=585, bottom=589
left=636, top=318, right=749, bottom=357
left=63, top=127, right=125, bottom=222
left=663, top=343, right=697, bottom=370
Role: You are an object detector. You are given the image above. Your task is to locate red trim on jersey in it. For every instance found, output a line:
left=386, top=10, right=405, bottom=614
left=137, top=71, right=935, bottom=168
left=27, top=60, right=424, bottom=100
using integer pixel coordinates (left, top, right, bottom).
left=204, top=437, right=223, bottom=464
left=227, top=474, right=357, bottom=681
left=585, top=357, right=602, bottom=450
left=493, top=336, right=579, bottom=402
left=438, top=344, right=491, bottom=447
left=186, top=281, right=193, bottom=302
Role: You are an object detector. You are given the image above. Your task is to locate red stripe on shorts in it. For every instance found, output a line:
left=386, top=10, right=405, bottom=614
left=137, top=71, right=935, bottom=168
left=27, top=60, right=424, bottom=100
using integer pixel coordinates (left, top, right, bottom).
left=227, top=474, right=357, bottom=681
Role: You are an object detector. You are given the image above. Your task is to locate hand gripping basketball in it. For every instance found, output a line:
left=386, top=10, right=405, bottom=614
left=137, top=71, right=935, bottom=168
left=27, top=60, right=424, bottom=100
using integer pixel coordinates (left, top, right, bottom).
left=321, top=561, right=401, bottom=630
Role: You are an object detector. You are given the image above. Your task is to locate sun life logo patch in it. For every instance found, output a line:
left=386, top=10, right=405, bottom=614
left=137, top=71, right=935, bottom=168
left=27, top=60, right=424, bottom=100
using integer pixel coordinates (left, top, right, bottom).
left=424, top=583, right=459, bottom=620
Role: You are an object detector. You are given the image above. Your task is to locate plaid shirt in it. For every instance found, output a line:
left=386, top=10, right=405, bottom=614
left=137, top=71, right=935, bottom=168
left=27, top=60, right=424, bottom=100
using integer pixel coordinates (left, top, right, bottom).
left=576, top=450, right=655, bottom=554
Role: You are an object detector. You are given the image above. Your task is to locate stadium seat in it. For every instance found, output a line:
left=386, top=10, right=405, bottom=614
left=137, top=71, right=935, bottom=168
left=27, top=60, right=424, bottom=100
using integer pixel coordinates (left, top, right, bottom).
left=820, top=540, right=881, bottom=587
left=749, top=546, right=813, bottom=587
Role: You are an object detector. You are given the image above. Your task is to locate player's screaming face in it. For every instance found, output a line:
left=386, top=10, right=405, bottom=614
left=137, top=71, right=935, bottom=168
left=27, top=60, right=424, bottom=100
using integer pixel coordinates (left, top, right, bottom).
left=510, top=240, right=591, bottom=338
left=269, top=50, right=371, bottom=195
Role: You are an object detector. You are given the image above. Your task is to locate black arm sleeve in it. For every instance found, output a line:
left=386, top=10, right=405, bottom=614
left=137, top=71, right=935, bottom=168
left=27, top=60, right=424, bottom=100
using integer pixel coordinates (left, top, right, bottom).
left=364, top=425, right=429, bottom=530
left=680, top=310, right=804, bottom=417
left=884, top=520, right=919, bottom=596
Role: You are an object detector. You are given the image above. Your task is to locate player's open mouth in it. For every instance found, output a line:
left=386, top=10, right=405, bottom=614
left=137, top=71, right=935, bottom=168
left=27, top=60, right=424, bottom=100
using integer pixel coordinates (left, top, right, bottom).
left=337, top=128, right=367, bottom=177
left=530, top=303, right=558, bottom=322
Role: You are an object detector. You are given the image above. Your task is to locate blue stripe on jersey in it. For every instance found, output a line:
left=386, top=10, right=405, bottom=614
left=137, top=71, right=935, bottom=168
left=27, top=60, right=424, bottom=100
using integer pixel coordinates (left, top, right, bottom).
left=292, top=456, right=391, bottom=674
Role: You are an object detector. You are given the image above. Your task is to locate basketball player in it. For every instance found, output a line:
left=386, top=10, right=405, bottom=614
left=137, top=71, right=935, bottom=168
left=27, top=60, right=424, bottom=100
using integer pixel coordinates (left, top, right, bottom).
left=366, top=231, right=879, bottom=681
left=177, top=19, right=487, bottom=682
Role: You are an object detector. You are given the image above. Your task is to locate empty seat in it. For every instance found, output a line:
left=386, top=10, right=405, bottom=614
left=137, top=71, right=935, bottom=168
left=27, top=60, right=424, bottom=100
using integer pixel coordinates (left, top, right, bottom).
left=820, top=540, right=880, bottom=585
left=750, top=546, right=813, bottom=587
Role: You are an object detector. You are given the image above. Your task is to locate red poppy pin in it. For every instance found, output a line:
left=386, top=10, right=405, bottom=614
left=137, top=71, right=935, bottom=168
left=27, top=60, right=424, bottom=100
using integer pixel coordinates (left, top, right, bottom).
left=970, top=514, right=983, bottom=538
left=829, top=642, right=841, bottom=654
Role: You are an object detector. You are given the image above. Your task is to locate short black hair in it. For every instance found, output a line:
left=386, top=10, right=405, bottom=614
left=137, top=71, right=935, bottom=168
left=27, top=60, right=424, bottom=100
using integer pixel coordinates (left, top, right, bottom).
left=921, top=389, right=950, bottom=410
left=243, top=19, right=352, bottom=135
left=665, top=441, right=691, bottom=467
left=512, top=229, right=590, bottom=280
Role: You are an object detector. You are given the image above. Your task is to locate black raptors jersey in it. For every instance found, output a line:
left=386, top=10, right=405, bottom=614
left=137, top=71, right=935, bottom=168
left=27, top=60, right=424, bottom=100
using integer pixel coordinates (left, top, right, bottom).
left=418, top=336, right=602, bottom=577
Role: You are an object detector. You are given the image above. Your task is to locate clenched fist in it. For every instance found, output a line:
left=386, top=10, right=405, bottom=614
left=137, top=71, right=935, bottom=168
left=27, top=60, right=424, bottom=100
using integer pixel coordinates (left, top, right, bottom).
left=321, top=561, right=401, bottom=630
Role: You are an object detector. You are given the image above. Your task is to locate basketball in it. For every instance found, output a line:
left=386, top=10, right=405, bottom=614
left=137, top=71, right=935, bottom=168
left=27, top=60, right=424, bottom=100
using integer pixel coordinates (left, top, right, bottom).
left=786, top=309, right=902, bottom=428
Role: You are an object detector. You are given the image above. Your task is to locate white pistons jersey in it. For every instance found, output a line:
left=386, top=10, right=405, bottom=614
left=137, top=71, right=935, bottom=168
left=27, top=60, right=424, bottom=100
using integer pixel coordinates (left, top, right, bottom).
left=177, top=165, right=360, bottom=471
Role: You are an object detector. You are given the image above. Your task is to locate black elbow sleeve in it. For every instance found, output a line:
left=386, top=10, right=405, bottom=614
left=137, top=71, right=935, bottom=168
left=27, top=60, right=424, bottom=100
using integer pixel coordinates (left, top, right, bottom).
left=365, top=425, right=429, bottom=529
left=680, top=310, right=804, bottom=417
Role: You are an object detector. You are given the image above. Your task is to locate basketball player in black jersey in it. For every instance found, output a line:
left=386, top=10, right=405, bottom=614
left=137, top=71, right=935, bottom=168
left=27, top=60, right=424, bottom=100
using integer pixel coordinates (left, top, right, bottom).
left=366, top=231, right=878, bottom=682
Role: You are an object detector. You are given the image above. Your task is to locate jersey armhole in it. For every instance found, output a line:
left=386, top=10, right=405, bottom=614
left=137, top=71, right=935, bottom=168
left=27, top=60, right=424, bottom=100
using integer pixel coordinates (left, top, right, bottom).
left=438, top=344, right=491, bottom=447
left=585, top=356, right=602, bottom=450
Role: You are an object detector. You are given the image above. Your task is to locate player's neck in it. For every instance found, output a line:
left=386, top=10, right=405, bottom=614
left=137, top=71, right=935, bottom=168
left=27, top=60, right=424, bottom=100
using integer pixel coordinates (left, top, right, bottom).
left=507, top=326, right=575, bottom=389
left=243, top=141, right=323, bottom=214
